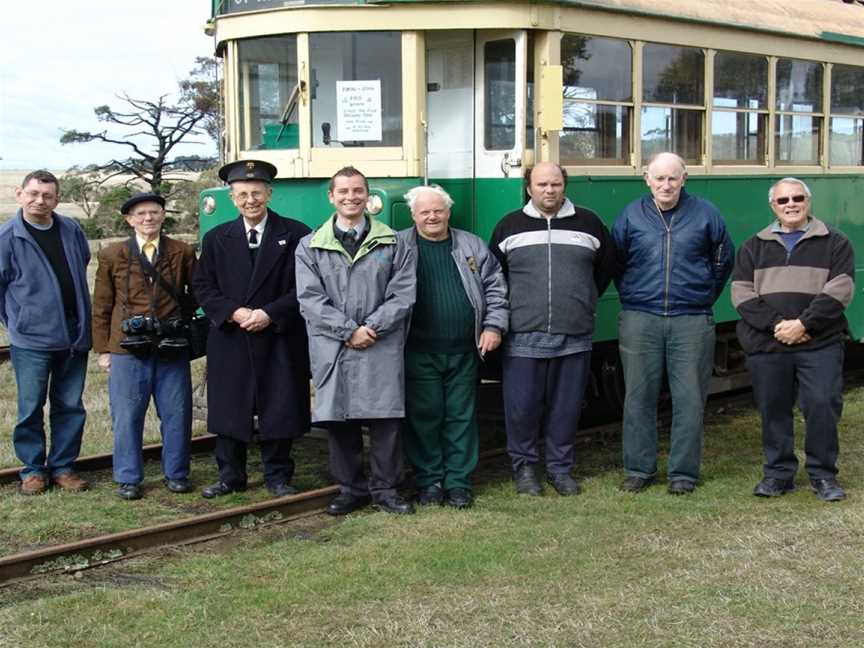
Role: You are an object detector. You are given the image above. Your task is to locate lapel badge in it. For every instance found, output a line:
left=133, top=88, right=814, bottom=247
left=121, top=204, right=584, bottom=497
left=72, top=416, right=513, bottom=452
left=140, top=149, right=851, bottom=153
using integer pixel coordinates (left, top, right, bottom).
left=278, top=239, right=287, bottom=246
left=467, top=256, right=477, bottom=273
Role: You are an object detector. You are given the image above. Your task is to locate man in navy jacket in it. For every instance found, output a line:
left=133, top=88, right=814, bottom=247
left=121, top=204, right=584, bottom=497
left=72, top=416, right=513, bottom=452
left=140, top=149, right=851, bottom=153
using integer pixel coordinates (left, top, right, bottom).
left=612, top=153, right=733, bottom=495
left=0, top=170, right=92, bottom=495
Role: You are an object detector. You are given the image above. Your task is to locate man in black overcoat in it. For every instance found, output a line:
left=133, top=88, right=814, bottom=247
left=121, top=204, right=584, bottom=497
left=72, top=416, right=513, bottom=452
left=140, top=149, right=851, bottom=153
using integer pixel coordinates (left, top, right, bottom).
left=193, top=159, right=311, bottom=498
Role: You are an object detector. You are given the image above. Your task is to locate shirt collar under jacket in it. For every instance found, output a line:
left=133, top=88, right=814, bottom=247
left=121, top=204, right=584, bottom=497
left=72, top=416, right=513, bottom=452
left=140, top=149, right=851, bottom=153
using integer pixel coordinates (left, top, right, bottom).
left=334, top=214, right=368, bottom=238
left=135, top=234, right=160, bottom=253
left=243, top=214, right=268, bottom=239
left=522, top=197, right=576, bottom=220
left=771, top=218, right=811, bottom=234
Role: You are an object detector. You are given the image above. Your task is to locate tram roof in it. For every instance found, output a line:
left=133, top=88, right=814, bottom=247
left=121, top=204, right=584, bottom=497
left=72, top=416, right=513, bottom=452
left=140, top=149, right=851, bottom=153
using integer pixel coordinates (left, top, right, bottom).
left=213, top=0, right=864, bottom=46
left=374, top=0, right=864, bottom=45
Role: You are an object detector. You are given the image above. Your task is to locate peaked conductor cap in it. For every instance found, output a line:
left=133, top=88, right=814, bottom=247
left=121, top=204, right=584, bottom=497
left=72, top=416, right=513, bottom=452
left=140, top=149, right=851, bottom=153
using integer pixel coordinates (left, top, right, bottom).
left=121, top=192, right=166, bottom=215
left=219, top=159, right=278, bottom=184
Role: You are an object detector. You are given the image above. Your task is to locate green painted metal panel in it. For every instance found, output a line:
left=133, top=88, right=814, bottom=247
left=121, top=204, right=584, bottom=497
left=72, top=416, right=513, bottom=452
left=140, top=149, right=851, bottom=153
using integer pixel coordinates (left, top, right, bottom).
left=201, top=172, right=864, bottom=341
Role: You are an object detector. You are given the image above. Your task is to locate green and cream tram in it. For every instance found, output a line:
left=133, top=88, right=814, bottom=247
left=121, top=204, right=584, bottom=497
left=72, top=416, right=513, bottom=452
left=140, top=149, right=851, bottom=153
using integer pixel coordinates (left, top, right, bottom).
left=201, top=0, right=864, bottom=395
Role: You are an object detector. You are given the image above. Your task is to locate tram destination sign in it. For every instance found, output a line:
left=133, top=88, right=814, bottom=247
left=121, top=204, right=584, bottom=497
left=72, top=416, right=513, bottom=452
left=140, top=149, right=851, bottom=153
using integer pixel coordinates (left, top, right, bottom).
left=218, top=0, right=353, bottom=15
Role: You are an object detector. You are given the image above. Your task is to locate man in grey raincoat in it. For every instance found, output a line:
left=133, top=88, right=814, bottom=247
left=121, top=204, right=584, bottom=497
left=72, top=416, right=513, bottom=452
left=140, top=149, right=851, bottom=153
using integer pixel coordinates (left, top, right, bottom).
left=296, top=166, right=416, bottom=515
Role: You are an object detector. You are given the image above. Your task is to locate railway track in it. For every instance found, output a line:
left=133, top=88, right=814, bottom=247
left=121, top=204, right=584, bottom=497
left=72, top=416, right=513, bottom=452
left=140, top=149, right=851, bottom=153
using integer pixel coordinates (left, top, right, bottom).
left=0, top=390, right=760, bottom=586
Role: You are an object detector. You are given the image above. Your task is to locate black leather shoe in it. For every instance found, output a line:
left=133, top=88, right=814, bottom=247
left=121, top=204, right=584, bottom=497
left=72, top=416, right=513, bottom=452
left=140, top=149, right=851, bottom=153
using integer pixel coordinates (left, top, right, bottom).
left=753, top=477, right=795, bottom=497
left=547, top=472, right=581, bottom=496
left=416, top=484, right=444, bottom=506
left=811, top=478, right=846, bottom=502
left=374, top=495, right=415, bottom=515
left=620, top=476, right=654, bottom=493
left=327, top=492, right=372, bottom=516
left=668, top=480, right=696, bottom=495
left=267, top=482, right=299, bottom=498
left=201, top=481, right=246, bottom=499
left=116, top=483, right=143, bottom=500
left=165, top=478, right=193, bottom=494
left=514, top=465, right=543, bottom=496
left=445, top=488, right=474, bottom=509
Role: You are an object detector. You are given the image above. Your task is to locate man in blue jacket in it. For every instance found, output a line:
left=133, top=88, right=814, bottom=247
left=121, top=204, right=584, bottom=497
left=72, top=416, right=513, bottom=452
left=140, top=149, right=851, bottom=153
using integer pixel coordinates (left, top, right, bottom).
left=0, top=170, right=92, bottom=495
left=613, top=153, right=733, bottom=495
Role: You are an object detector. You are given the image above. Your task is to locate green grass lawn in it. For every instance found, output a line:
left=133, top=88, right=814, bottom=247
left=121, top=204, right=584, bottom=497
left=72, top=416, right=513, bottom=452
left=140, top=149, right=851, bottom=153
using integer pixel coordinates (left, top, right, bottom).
left=1, top=387, right=863, bottom=647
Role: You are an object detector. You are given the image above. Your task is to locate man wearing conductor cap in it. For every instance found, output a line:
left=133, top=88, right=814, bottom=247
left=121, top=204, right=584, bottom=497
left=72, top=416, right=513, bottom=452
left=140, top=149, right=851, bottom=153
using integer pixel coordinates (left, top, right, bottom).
left=92, top=192, right=198, bottom=500
left=193, top=159, right=312, bottom=499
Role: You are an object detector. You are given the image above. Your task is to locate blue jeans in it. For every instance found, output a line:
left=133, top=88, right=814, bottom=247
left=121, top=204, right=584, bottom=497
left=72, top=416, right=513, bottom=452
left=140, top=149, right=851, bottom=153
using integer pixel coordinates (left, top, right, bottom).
left=747, top=343, right=843, bottom=481
left=109, top=352, right=192, bottom=485
left=11, top=345, right=88, bottom=479
left=619, top=311, right=715, bottom=483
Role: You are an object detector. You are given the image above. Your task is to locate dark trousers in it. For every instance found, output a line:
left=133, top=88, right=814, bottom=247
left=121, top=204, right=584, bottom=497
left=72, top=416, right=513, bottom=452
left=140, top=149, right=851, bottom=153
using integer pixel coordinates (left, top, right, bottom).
left=404, top=350, right=479, bottom=491
left=328, top=419, right=403, bottom=501
left=747, top=342, right=844, bottom=481
left=502, top=351, right=591, bottom=474
left=215, top=436, right=295, bottom=488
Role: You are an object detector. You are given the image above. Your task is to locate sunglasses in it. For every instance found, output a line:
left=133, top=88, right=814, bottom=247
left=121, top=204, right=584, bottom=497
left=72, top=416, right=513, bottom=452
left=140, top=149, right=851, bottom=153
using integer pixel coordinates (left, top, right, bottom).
left=774, top=195, right=807, bottom=205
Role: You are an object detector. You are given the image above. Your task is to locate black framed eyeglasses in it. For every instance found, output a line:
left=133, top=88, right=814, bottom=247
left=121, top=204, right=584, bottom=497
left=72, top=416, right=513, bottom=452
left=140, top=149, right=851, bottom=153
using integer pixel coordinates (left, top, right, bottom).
left=774, top=195, right=807, bottom=205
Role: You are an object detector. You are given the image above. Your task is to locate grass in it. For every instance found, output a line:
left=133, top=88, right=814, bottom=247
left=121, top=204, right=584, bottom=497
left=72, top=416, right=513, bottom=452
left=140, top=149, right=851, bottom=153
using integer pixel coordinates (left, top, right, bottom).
left=2, top=388, right=864, bottom=647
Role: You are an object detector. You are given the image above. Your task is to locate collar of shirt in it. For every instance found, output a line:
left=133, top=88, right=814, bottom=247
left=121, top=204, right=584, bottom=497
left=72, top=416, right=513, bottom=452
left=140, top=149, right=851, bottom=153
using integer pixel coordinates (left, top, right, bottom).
left=771, top=218, right=811, bottom=234
left=244, top=215, right=268, bottom=242
left=522, top=198, right=576, bottom=220
left=136, top=235, right=160, bottom=254
left=333, top=214, right=367, bottom=238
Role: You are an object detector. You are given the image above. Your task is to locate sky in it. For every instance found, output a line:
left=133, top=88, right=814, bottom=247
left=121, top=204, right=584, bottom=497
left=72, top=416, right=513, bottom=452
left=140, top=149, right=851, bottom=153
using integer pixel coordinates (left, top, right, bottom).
left=0, top=1, right=217, bottom=171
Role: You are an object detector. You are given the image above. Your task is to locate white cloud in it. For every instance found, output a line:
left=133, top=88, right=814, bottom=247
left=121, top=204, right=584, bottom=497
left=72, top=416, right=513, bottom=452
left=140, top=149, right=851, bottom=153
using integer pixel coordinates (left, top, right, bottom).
left=0, top=0, right=217, bottom=170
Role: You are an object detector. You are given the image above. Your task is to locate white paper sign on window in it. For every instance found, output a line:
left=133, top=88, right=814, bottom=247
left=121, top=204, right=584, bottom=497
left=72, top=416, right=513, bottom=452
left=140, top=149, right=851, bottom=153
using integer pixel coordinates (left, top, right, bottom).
left=337, top=80, right=382, bottom=142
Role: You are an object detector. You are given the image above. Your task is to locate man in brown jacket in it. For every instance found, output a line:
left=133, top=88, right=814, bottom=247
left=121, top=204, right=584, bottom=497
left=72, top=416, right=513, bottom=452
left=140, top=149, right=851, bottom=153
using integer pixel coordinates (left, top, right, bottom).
left=92, top=192, right=197, bottom=500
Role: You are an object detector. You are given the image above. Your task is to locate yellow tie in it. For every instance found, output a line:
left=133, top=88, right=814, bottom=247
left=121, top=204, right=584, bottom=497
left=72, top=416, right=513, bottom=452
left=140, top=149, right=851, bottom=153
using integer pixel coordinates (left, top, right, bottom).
left=143, top=242, right=156, bottom=263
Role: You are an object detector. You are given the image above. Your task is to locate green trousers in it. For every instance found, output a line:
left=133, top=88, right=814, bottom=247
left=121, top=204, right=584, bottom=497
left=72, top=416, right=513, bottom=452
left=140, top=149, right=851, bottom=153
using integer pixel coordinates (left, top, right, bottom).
left=404, top=350, right=479, bottom=491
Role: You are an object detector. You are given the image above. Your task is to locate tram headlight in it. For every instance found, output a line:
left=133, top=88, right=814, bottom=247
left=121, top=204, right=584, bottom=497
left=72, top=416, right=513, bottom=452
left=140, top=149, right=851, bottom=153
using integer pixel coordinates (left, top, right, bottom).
left=366, top=194, right=383, bottom=215
left=202, top=196, right=217, bottom=215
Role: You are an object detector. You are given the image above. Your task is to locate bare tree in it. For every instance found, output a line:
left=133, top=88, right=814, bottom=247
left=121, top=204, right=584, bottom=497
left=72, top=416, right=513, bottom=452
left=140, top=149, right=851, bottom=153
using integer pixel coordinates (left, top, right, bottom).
left=59, top=59, right=220, bottom=197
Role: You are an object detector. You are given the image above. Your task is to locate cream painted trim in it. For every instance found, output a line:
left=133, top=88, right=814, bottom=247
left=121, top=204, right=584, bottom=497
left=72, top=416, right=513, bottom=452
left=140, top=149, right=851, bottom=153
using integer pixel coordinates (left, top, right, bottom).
left=297, top=33, right=311, bottom=176
left=631, top=40, right=643, bottom=170
left=308, top=159, right=417, bottom=178
left=767, top=57, right=777, bottom=169
left=562, top=164, right=863, bottom=178
left=704, top=49, right=714, bottom=172
left=823, top=64, right=832, bottom=168
left=225, top=41, right=240, bottom=161
left=402, top=31, right=425, bottom=176
left=534, top=30, right=562, bottom=163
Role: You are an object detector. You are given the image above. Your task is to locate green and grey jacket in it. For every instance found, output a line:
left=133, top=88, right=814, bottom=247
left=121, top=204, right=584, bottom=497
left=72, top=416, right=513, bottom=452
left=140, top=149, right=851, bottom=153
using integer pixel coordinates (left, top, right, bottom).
left=731, top=217, right=854, bottom=354
left=398, top=227, right=509, bottom=350
left=295, top=216, right=416, bottom=422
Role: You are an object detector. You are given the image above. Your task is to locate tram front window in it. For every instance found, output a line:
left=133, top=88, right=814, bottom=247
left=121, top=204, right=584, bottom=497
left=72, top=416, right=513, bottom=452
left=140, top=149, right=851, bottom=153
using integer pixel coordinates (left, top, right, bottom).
left=310, top=32, right=402, bottom=147
left=560, top=35, right=632, bottom=165
left=829, top=64, right=864, bottom=166
left=237, top=36, right=299, bottom=150
left=641, top=43, right=704, bottom=165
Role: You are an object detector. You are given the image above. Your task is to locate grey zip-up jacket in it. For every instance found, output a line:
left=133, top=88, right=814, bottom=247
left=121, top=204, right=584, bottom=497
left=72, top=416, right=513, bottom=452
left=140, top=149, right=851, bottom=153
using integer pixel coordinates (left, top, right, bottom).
left=296, top=216, right=416, bottom=423
left=398, top=227, right=509, bottom=350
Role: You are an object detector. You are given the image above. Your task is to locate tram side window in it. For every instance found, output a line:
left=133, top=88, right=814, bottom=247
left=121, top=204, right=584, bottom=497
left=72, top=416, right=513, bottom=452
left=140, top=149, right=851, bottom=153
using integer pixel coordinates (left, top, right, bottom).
left=712, top=52, right=768, bottom=165
left=775, top=58, right=823, bottom=165
left=485, top=40, right=516, bottom=150
left=642, top=43, right=704, bottom=165
left=238, top=36, right=299, bottom=151
left=829, top=64, right=864, bottom=166
left=560, top=35, right=632, bottom=165
left=310, top=32, right=403, bottom=148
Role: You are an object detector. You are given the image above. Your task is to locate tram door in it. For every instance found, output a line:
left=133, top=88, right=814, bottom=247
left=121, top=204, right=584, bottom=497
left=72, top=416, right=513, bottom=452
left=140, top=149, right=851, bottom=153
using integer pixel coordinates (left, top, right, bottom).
left=474, top=30, right=529, bottom=240
left=426, top=30, right=529, bottom=238
left=425, top=31, right=475, bottom=232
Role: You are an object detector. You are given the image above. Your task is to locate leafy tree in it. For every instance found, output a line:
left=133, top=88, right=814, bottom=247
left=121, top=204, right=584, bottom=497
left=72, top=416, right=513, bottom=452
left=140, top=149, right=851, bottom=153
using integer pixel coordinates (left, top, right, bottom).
left=179, top=57, right=222, bottom=143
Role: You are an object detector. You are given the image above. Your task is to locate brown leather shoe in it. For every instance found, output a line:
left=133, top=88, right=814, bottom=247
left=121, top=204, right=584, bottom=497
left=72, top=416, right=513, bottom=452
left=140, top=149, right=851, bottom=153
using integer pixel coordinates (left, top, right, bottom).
left=19, top=474, right=47, bottom=496
left=53, top=472, right=89, bottom=492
